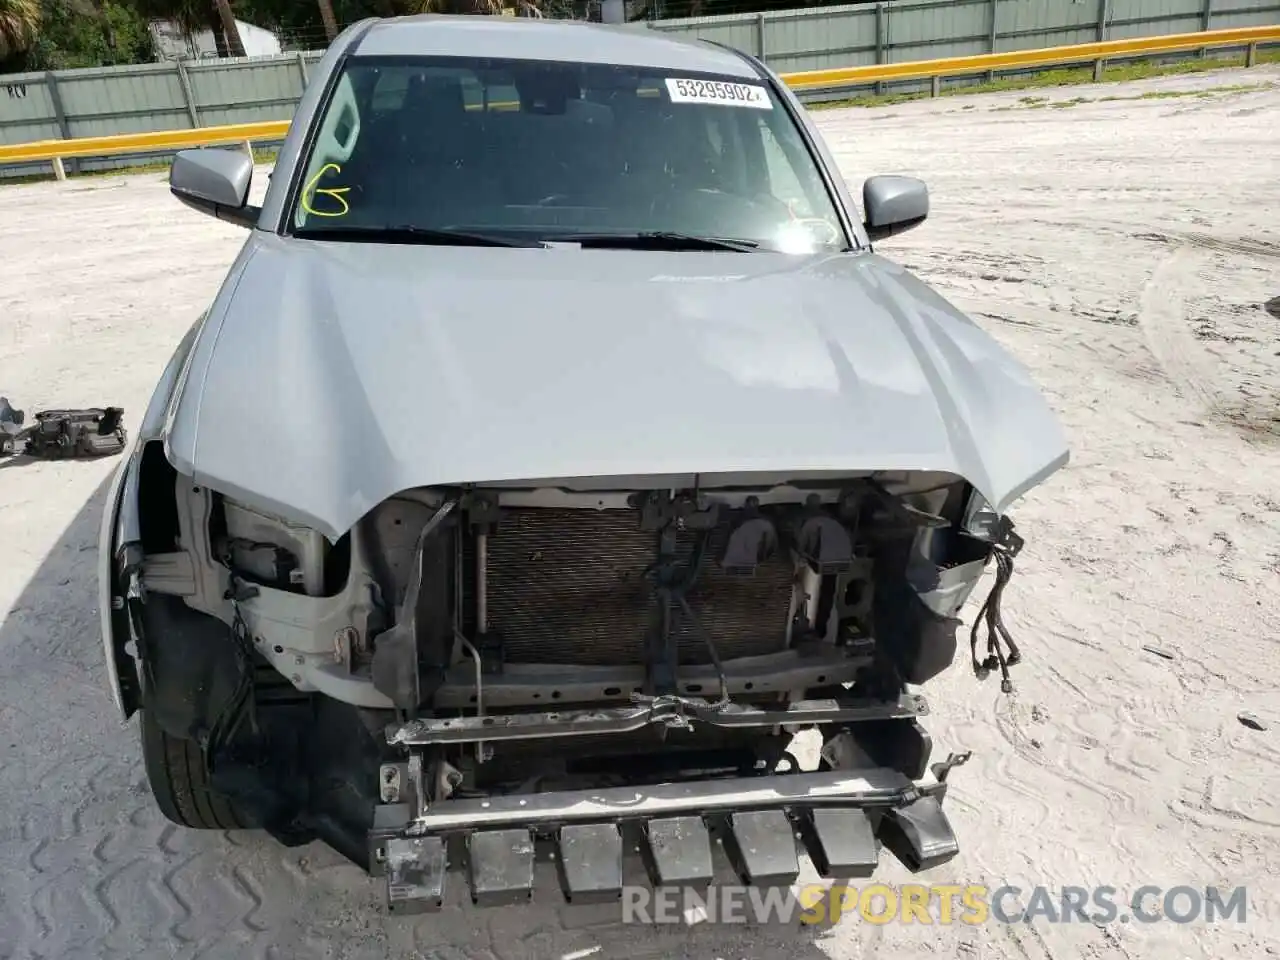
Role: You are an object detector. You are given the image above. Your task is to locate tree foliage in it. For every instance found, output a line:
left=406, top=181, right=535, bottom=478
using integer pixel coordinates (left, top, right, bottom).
left=0, top=0, right=868, bottom=75
left=0, top=0, right=552, bottom=72
left=2, top=0, right=153, bottom=71
left=0, top=0, right=41, bottom=60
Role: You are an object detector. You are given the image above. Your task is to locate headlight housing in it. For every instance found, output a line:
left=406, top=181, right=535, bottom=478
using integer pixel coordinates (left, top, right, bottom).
left=961, top=490, right=1001, bottom=541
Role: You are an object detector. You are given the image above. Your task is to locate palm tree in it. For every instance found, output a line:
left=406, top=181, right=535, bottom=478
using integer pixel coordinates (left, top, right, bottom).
left=129, top=0, right=246, bottom=58
left=0, top=0, right=40, bottom=60
left=211, top=0, right=246, bottom=56
left=312, top=0, right=551, bottom=47
left=316, top=0, right=338, bottom=40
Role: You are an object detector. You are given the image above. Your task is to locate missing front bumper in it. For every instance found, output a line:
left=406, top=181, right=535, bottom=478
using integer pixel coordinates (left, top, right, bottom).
left=370, top=766, right=962, bottom=914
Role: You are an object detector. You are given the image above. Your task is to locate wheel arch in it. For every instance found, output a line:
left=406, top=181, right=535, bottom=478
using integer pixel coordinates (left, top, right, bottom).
left=99, top=315, right=207, bottom=720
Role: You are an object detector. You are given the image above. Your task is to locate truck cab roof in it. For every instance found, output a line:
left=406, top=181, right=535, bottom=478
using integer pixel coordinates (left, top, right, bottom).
left=351, top=14, right=759, bottom=79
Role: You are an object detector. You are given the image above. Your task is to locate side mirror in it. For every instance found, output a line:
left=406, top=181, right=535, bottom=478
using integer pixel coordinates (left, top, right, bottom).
left=862, top=175, right=928, bottom=242
left=169, top=148, right=259, bottom=228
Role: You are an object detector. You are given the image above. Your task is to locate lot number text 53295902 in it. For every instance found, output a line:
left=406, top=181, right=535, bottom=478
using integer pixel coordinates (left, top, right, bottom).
left=665, top=78, right=772, bottom=109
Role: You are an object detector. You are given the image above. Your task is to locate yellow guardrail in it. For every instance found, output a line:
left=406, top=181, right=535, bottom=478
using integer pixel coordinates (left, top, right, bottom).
left=1, top=23, right=1276, bottom=179
left=782, top=22, right=1279, bottom=89
left=0, top=119, right=292, bottom=175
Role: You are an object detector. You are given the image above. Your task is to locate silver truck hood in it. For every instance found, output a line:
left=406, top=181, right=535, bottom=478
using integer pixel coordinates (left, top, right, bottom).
left=165, top=234, right=1069, bottom=540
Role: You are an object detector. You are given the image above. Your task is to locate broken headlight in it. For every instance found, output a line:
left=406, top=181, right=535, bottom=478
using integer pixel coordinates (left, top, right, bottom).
left=960, top=490, right=1002, bottom=542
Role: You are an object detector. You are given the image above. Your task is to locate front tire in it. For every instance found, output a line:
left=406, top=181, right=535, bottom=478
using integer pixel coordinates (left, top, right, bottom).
left=140, top=708, right=247, bottom=830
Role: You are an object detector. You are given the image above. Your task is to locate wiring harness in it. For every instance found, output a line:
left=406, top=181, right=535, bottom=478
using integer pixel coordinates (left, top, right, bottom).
left=969, top=517, right=1025, bottom=694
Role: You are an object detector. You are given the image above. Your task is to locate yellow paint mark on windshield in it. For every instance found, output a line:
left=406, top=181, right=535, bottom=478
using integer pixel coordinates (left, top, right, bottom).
left=301, top=162, right=351, bottom=217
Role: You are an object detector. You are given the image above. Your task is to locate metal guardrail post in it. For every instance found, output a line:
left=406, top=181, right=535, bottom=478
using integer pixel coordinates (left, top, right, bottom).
left=1200, top=0, right=1214, bottom=58
left=44, top=71, right=72, bottom=179
left=1246, top=42, right=1258, bottom=66
left=1094, top=0, right=1111, bottom=80
left=296, top=50, right=310, bottom=90
left=755, top=12, right=766, bottom=63
left=875, top=3, right=887, bottom=96
left=987, top=0, right=999, bottom=83
left=175, top=60, right=200, bottom=127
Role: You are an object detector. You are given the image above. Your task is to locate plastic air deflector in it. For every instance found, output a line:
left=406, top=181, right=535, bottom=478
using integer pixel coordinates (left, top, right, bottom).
left=878, top=795, right=960, bottom=872
left=385, top=836, right=447, bottom=914
left=799, top=807, right=880, bottom=879
left=466, top=829, right=535, bottom=905
left=556, top=823, right=624, bottom=903
left=641, top=816, right=714, bottom=889
left=723, top=809, right=800, bottom=886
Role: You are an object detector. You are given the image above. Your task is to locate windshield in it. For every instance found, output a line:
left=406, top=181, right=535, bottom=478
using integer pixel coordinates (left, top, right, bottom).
left=286, top=55, right=848, bottom=254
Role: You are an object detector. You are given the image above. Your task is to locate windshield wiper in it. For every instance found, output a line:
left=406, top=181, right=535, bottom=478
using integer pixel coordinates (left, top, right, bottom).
left=294, top=225, right=547, bottom=248
left=554, top=232, right=760, bottom=252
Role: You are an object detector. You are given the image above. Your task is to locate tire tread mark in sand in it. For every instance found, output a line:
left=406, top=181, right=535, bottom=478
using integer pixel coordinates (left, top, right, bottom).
left=994, top=883, right=1058, bottom=960
left=227, top=864, right=269, bottom=933
left=1136, top=230, right=1280, bottom=261
left=989, top=745, right=1055, bottom=828
left=1184, top=232, right=1280, bottom=261
left=1137, top=247, right=1227, bottom=419
left=66, top=760, right=113, bottom=840
left=995, top=704, right=1143, bottom=819
left=26, top=866, right=58, bottom=948
left=90, top=833, right=115, bottom=866
left=157, top=823, right=182, bottom=856
left=27, top=837, right=49, bottom=875
left=1203, top=775, right=1280, bottom=829
left=995, top=709, right=1137, bottom=825
left=128, top=794, right=157, bottom=830
left=155, top=852, right=200, bottom=946
left=87, top=856, right=135, bottom=935
left=1138, top=234, right=1280, bottom=439
left=17, top=841, right=54, bottom=943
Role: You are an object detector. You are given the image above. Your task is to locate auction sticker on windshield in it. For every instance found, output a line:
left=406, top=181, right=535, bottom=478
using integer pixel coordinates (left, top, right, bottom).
left=665, top=78, right=772, bottom=109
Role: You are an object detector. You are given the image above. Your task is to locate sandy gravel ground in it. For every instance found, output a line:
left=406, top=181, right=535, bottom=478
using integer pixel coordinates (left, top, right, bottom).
left=1, top=65, right=1277, bottom=960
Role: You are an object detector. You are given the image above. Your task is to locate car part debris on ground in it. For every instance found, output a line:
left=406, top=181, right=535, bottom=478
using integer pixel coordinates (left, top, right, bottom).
left=0, top=398, right=126, bottom=459
left=1237, top=712, right=1268, bottom=731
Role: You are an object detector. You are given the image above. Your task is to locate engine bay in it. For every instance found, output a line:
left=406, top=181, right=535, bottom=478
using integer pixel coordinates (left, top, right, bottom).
left=168, top=473, right=1001, bottom=712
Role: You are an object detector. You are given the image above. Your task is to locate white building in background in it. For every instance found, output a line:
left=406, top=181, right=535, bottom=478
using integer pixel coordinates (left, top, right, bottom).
left=149, top=19, right=283, bottom=61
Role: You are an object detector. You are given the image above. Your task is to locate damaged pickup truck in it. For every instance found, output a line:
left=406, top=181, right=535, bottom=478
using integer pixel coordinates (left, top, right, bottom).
left=98, top=15, right=1069, bottom=912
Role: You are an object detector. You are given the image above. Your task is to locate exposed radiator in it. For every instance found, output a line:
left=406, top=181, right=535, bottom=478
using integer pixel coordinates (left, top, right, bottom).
left=460, top=508, right=795, bottom=666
